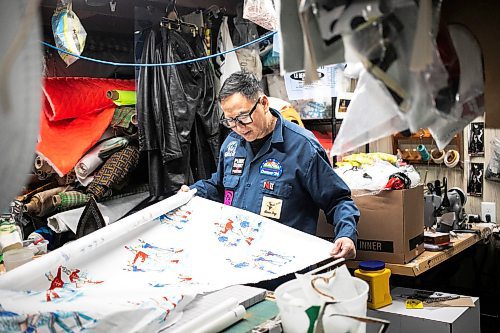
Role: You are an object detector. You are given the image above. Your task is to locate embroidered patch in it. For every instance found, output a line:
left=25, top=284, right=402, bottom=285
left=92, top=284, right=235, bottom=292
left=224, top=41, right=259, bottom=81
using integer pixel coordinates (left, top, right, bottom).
left=260, top=196, right=283, bottom=219
left=224, top=141, right=238, bottom=157
left=231, top=158, right=246, bottom=175
left=259, top=159, right=283, bottom=178
left=224, top=190, right=234, bottom=206
left=263, top=181, right=275, bottom=191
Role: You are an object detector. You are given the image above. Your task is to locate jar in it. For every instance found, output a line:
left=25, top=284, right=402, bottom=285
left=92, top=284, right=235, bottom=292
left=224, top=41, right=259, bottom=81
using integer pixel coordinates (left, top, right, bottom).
left=354, top=260, right=392, bottom=309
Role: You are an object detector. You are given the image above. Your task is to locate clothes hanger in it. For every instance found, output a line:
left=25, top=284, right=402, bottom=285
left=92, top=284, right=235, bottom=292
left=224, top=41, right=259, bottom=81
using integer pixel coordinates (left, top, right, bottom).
left=160, top=0, right=198, bottom=37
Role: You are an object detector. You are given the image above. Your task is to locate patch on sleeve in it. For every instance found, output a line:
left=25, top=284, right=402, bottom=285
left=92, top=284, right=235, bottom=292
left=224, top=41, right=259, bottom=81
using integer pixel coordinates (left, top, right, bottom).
left=224, top=190, right=234, bottom=206
left=231, top=158, right=246, bottom=175
left=224, top=141, right=238, bottom=157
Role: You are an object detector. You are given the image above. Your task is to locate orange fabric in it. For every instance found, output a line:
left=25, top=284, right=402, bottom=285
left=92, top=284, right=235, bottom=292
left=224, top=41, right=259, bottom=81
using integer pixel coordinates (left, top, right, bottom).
left=36, top=77, right=135, bottom=176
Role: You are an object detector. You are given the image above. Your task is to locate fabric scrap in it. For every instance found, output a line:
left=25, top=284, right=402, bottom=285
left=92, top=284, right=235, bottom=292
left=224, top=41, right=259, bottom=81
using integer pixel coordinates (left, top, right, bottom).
left=24, top=186, right=69, bottom=217
left=53, top=191, right=90, bottom=210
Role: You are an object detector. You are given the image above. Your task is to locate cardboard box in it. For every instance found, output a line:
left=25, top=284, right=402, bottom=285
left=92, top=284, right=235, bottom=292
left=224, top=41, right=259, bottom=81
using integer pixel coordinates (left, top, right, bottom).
left=353, top=185, right=425, bottom=264
left=367, top=287, right=480, bottom=333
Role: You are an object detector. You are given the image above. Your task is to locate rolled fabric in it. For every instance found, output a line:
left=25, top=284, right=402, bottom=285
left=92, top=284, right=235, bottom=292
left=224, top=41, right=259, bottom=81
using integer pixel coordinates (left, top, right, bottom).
left=430, top=148, right=445, bottom=164
left=34, top=155, right=55, bottom=174
left=111, top=106, right=137, bottom=129
left=75, top=137, right=129, bottom=186
left=444, top=149, right=460, bottom=168
left=106, top=90, right=136, bottom=106
left=86, top=145, right=140, bottom=200
left=24, top=186, right=69, bottom=217
left=53, top=191, right=90, bottom=210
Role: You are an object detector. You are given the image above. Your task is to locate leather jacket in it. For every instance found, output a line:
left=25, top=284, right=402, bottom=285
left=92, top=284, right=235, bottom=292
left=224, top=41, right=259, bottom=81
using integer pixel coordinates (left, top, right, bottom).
left=137, top=28, right=220, bottom=197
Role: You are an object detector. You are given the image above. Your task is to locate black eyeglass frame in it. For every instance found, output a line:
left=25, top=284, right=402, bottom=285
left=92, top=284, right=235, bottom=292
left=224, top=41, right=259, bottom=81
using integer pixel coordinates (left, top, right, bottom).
left=220, top=97, right=261, bottom=129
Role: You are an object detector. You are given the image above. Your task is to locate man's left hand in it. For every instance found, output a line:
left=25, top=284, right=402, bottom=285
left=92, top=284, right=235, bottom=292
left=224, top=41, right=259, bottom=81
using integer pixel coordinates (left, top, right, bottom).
left=330, top=237, right=356, bottom=259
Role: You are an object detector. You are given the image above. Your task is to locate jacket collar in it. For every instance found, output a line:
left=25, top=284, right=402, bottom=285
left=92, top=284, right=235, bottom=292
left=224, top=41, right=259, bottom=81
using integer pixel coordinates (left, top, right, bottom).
left=269, top=108, right=284, bottom=144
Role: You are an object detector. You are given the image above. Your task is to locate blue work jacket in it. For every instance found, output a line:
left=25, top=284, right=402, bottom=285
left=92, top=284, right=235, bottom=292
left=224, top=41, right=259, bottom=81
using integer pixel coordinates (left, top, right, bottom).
left=190, top=108, right=359, bottom=242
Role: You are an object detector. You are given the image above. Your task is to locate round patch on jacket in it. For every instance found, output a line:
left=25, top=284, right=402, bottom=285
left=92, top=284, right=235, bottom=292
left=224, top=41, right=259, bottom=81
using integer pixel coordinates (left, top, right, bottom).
left=259, top=158, right=283, bottom=178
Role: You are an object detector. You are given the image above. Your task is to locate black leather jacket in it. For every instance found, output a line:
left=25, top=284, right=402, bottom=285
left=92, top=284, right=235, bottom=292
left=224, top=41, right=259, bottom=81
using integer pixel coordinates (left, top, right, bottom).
left=137, top=28, right=220, bottom=197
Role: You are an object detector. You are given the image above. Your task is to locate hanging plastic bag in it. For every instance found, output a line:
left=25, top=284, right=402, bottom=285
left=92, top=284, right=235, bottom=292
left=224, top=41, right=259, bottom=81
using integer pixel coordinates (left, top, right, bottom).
left=51, top=0, right=87, bottom=66
left=331, top=68, right=408, bottom=156
left=243, top=0, right=278, bottom=31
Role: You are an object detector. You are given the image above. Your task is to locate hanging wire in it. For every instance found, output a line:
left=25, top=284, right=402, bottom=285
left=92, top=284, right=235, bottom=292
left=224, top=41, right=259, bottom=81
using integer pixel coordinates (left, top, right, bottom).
left=41, top=31, right=278, bottom=67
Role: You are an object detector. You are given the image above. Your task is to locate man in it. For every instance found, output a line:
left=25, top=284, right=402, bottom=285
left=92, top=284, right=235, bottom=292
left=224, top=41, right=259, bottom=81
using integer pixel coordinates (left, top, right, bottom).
left=180, top=72, right=359, bottom=259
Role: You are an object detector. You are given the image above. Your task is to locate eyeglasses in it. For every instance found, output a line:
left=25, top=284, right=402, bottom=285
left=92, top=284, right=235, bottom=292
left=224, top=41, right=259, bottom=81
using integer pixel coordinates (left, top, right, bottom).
left=220, top=98, right=261, bottom=129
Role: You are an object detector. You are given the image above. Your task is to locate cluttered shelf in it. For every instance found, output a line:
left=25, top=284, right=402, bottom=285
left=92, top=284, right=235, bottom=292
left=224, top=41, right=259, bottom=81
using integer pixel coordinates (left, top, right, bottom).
left=346, top=232, right=480, bottom=277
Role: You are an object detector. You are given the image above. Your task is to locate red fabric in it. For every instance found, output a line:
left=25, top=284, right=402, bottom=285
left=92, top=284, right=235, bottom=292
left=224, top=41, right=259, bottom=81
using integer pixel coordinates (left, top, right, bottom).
left=36, top=77, right=135, bottom=176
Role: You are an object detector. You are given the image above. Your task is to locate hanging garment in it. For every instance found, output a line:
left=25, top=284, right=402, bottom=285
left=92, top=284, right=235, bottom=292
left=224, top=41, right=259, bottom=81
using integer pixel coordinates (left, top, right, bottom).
left=215, top=17, right=241, bottom=88
left=137, top=28, right=219, bottom=197
left=36, top=77, right=135, bottom=176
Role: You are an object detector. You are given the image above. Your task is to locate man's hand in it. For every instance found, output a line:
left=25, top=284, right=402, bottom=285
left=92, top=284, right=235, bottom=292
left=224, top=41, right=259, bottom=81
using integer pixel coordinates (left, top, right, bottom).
left=330, top=237, right=356, bottom=259
left=178, top=185, right=190, bottom=193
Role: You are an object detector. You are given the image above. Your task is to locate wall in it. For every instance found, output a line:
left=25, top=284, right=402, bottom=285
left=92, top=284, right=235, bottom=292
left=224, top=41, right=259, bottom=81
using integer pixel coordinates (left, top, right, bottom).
left=369, top=122, right=500, bottom=222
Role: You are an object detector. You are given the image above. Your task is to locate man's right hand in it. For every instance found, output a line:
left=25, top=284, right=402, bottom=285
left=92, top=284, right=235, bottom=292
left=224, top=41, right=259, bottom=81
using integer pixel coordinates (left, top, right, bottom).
left=178, top=185, right=190, bottom=193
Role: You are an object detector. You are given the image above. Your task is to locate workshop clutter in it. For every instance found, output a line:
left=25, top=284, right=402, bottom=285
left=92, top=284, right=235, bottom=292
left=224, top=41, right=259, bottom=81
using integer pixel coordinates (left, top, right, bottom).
left=352, top=185, right=425, bottom=264
left=335, top=153, right=421, bottom=191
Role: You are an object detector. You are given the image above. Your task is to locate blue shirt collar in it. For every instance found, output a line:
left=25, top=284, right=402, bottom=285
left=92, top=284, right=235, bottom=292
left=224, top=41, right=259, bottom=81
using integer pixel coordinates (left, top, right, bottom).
left=269, top=108, right=284, bottom=144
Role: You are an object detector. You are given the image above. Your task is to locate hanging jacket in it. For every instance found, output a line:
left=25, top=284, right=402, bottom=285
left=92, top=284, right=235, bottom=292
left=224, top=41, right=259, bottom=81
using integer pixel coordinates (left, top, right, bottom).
left=137, top=28, right=220, bottom=197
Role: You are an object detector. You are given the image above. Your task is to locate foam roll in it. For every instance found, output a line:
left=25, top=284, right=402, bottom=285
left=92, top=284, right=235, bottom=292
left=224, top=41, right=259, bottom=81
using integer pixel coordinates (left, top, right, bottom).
left=444, top=149, right=460, bottom=168
left=417, top=144, right=430, bottom=161
left=430, top=148, right=445, bottom=164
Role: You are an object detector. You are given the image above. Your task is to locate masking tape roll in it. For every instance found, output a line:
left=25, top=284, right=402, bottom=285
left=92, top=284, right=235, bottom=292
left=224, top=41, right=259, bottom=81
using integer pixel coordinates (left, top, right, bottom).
left=430, top=148, right=445, bottom=164
left=444, top=149, right=460, bottom=168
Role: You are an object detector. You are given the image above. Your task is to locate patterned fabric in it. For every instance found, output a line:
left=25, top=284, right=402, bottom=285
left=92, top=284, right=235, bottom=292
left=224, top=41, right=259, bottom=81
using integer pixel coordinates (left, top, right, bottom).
left=86, top=146, right=140, bottom=200
left=24, top=186, right=69, bottom=217
left=54, top=191, right=90, bottom=210
left=111, top=106, right=137, bottom=129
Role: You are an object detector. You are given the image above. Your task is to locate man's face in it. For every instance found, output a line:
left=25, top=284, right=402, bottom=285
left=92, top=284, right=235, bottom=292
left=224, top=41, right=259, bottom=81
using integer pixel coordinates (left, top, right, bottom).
left=220, top=93, right=269, bottom=142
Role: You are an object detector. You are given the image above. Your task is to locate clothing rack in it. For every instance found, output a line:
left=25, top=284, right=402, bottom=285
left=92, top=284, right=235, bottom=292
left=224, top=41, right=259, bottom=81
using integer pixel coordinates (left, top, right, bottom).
left=160, top=17, right=199, bottom=36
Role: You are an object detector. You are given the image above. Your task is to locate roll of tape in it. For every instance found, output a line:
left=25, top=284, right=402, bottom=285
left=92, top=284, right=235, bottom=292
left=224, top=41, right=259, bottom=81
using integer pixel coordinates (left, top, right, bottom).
left=444, top=150, right=460, bottom=168
left=430, top=148, right=445, bottom=164
left=417, top=144, right=430, bottom=161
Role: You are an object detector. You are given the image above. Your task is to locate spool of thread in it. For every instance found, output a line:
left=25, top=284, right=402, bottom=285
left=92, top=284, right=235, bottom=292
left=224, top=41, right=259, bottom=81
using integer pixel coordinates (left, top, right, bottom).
left=444, top=150, right=460, bottom=168
left=430, top=148, right=445, bottom=164
left=417, top=144, right=430, bottom=161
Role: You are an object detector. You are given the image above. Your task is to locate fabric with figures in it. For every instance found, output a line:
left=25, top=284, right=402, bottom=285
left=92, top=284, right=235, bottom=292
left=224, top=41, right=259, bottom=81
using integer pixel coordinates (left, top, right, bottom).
left=0, top=192, right=331, bottom=332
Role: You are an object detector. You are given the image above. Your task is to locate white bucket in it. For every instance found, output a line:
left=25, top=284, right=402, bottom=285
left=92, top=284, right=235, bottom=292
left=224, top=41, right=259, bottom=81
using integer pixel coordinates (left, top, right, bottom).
left=275, top=277, right=369, bottom=333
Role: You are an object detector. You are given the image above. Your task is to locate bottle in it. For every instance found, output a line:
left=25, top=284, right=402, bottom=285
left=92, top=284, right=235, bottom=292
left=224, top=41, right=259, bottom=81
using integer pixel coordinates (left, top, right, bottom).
left=355, top=260, right=392, bottom=309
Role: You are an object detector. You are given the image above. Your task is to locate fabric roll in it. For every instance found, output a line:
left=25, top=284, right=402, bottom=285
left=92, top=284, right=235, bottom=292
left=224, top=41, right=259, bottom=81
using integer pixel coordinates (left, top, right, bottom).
left=24, top=186, right=69, bottom=217
left=53, top=191, right=90, bottom=210
left=107, top=90, right=137, bottom=106
left=47, top=191, right=149, bottom=234
left=86, top=145, right=140, bottom=200
left=111, top=106, right=137, bottom=129
left=75, top=137, right=129, bottom=186
left=34, top=155, right=55, bottom=174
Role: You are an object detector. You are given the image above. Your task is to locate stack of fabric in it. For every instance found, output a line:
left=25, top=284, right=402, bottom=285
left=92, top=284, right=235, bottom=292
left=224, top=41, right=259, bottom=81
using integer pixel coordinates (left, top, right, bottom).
left=22, top=78, right=141, bottom=220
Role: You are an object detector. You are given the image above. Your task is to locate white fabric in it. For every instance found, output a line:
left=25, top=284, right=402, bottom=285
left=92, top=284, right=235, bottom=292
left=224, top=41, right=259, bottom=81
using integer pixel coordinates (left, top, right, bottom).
left=216, top=16, right=241, bottom=88
left=0, top=191, right=332, bottom=332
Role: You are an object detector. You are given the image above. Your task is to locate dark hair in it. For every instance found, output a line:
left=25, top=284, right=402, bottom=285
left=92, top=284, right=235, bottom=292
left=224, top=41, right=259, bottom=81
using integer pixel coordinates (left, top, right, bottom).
left=218, top=71, right=263, bottom=102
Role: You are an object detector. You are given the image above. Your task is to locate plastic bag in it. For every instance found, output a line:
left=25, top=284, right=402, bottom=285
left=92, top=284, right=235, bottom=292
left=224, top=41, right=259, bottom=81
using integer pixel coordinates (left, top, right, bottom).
left=331, top=68, right=407, bottom=156
left=243, top=0, right=278, bottom=31
left=51, top=0, right=87, bottom=66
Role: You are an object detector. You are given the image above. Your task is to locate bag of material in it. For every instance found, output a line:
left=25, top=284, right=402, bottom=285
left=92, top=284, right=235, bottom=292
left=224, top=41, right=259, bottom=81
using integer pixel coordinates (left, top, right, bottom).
left=51, top=0, right=87, bottom=66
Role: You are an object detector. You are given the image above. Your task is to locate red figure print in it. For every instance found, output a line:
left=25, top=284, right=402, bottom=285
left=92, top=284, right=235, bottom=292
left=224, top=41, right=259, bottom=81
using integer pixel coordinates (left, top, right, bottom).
left=222, top=219, right=234, bottom=234
left=246, top=237, right=254, bottom=245
left=132, top=251, right=148, bottom=265
left=46, top=266, right=64, bottom=302
left=69, top=269, right=80, bottom=283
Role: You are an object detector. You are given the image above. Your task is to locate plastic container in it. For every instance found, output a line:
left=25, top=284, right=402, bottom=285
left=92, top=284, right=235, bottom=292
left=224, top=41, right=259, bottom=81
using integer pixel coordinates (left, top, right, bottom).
left=23, top=239, right=49, bottom=255
left=3, top=248, right=33, bottom=271
left=275, top=277, right=369, bottom=333
left=354, top=260, right=392, bottom=309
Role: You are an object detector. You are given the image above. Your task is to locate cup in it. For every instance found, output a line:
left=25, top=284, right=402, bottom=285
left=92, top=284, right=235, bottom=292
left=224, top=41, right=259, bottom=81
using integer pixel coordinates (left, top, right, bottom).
left=3, top=248, right=33, bottom=271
